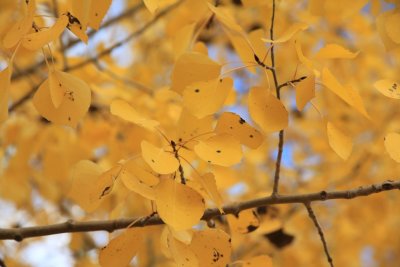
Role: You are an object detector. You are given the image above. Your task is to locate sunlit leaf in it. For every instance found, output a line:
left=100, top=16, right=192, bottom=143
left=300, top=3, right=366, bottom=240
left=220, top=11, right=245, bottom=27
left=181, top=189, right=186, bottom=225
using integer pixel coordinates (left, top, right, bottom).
left=207, top=3, right=245, bottom=35
left=314, top=43, right=359, bottom=59
left=171, top=52, right=221, bottom=94
left=248, top=87, right=288, bottom=132
left=373, top=79, right=400, bottom=99
left=215, top=112, right=263, bottom=149
left=144, top=0, right=176, bottom=14
left=99, top=228, right=143, bottom=267
left=176, top=111, right=214, bottom=146
left=384, top=132, right=400, bottom=163
left=167, top=231, right=199, bottom=267
left=193, top=173, right=224, bottom=212
left=141, top=141, right=179, bottom=174
left=89, top=0, right=112, bottom=30
left=241, top=255, right=273, bottom=266
left=327, top=122, right=352, bottom=160
left=295, top=75, right=315, bottom=111
left=33, top=71, right=91, bottom=127
left=0, top=66, right=12, bottom=123
left=110, top=99, right=159, bottom=131
left=322, top=68, right=369, bottom=119
left=183, top=78, right=232, bottom=118
left=172, top=23, right=196, bottom=59
left=2, top=0, right=35, bottom=48
left=376, top=11, right=398, bottom=51
left=155, top=179, right=205, bottom=230
left=69, top=162, right=119, bottom=213
left=263, top=22, right=308, bottom=43
left=22, top=15, right=68, bottom=50
left=189, top=228, right=232, bottom=267
left=194, top=134, right=243, bottom=166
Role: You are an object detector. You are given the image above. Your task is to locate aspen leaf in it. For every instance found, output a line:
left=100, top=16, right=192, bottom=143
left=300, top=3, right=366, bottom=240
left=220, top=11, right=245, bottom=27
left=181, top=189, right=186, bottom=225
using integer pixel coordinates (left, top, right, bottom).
left=33, top=71, right=91, bottom=127
left=110, top=99, right=159, bottom=131
left=215, top=112, right=263, bottom=149
left=327, top=122, right=352, bottom=160
left=144, top=0, right=176, bottom=14
left=68, top=23, right=89, bottom=43
left=241, top=255, right=273, bottom=266
left=141, top=141, right=179, bottom=174
left=176, top=111, right=214, bottom=145
left=376, top=11, right=398, bottom=51
left=171, top=52, right=221, bottom=94
left=68, top=162, right=119, bottom=213
left=314, top=43, right=359, bottom=59
left=263, top=22, right=308, bottom=43
left=373, top=79, right=400, bottom=99
left=294, top=40, right=320, bottom=76
left=384, top=132, right=400, bottom=163
left=194, top=134, right=243, bottom=166
left=2, top=0, right=36, bottom=48
left=183, top=78, right=232, bottom=118
left=189, top=229, right=232, bottom=267
left=248, top=87, right=288, bottom=133
left=89, top=0, right=112, bottom=30
left=172, top=23, right=196, bottom=59
left=167, top=232, right=199, bottom=267
left=22, top=15, right=68, bottom=51
left=99, top=228, right=143, bottom=267
left=385, top=11, right=400, bottom=44
left=207, top=3, right=245, bottom=35
left=322, top=68, right=369, bottom=119
left=295, top=75, right=315, bottom=111
left=155, top=179, right=205, bottom=230
left=120, top=167, right=157, bottom=200
left=0, top=66, right=12, bottom=123
left=227, top=209, right=260, bottom=234
left=193, top=173, right=224, bottom=212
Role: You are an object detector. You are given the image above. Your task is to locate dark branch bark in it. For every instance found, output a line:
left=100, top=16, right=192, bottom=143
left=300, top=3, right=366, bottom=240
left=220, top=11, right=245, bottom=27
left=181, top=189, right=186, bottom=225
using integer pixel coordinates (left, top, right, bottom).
left=0, top=180, right=398, bottom=241
left=305, top=203, right=334, bottom=267
left=278, top=76, right=307, bottom=90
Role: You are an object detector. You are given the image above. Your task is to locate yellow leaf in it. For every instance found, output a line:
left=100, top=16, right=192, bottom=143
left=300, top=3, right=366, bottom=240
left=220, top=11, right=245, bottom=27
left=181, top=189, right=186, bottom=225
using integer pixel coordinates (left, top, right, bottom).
left=263, top=22, right=308, bottom=43
left=167, top=231, right=199, bottom=267
left=384, top=132, right=400, bottom=163
left=376, top=11, right=398, bottom=51
left=68, top=162, right=118, bottom=213
left=248, top=87, right=288, bottom=133
left=120, top=165, right=157, bottom=200
left=241, top=255, right=273, bottom=266
left=193, top=173, right=224, bottom=212
left=110, top=99, right=159, bottom=131
left=227, top=209, right=260, bottom=234
left=327, top=122, right=352, bottom=160
left=294, top=40, right=320, bottom=77
left=89, top=0, right=112, bottom=30
left=171, top=52, right=221, bottom=94
left=314, top=43, right=359, bottom=59
left=33, top=71, right=91, bottom=127
left=0, top=66, right=12, bottom=123
left=155, top=179, right=205, bottom=230
left=176, top=111, right=214, bottom=146
left=295, top=75, right=315, bottom=111
left=207, top=3, right=245, bottom=35
left=215, top=112, right=263, bottom=149
left=194, top=134, right=243, bottom=166
left=99, top=228, right=143, bottom=267
left=322, top=68, right=369, bottom=119
left=2, top=0, right=36, bottom=48
left=172, top=23, right=196, bottom=59
left=141, top=141, right=179, bottom=174
left=385, top=11, right=400, bottom=44
left=189, top=229, right=232, bottom=267
left=68, top=23, right=89, bottom=43
left=373, top=79, right=400, bottom=99
left=22, top=15, right=68, bottom=51
left=183, top=78, right=232, bottom=118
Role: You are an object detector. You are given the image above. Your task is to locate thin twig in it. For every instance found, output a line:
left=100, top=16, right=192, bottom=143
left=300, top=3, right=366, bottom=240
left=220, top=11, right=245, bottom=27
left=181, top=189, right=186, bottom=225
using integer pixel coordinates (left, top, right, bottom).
left=268, top=0, right=284, bottom=197
left=305, top=203, right=334, bottom=267
left=277, top=76, right=307, bottom=90
left=0, top=180, right=398, bottom=241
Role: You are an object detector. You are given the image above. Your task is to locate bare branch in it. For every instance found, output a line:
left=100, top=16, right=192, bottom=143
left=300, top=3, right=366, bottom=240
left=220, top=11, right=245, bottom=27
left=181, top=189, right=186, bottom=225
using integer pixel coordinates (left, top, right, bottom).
left=0, top=180, right=398, bottom=241
left=278, top=76, right=307, bottom=90
left=305, top=203, right=334, bottom=267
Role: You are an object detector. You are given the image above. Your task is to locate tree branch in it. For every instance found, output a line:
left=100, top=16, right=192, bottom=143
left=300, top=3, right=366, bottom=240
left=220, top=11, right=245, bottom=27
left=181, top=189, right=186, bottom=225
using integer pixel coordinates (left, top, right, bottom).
left=268, top=0, right=284, bottom=197
left=0, top=180, right=398, bottom=241
left=305, top=203, right=334, bottom=267
left=277, top=76, right=307, bottom=90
